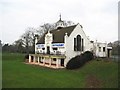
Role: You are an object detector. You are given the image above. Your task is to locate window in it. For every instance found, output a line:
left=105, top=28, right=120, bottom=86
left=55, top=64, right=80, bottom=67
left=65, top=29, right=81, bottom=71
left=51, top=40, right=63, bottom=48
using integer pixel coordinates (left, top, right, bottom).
left=53, top=58, right=56, bottom=61
left=74, top=38, right=77, bottom=51
left=53, top=48, right=58, bottom=50
left=103, top=47, right=105, bottom=52
left=42, top=48, right=45, bottom=50
left=81, top=38, right=84, bottom=51
left=77, top=35, right=81, bottom=51
left=99, top=47, right=101, bottom=52
left=74, top=35, right=82, bottom=51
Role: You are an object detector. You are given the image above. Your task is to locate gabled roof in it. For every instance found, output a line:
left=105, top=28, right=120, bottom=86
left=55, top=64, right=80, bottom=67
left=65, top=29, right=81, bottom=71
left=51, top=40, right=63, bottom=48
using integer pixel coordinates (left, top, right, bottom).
left=37, top=25, right=77, bottom=44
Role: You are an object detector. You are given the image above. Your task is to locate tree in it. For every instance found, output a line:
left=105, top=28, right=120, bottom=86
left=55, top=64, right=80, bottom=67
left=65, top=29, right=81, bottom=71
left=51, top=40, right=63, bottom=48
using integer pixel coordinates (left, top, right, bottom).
left=2, top=44, right=10, bottom=52
left=63, top=20, right=75, bottom=27
left=36, top=21, right=75, bottom=38
left=108, top=40, right=120, bottom=55
left=36, top=23, right=56, bottom=38
left=21, top=27, right=35, bottom=54
left=0, top=40, right=2, bottom=52
left=14, top=39, right=25, bottom=53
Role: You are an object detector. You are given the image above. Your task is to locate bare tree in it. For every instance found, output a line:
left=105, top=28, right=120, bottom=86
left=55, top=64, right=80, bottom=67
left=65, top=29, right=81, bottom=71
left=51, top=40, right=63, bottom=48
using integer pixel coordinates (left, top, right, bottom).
left=21, top=27, right=35, bottom=54
left=36, top=21, right=75, bottom=38
left=63, top=20, right=75, bottom=27
left=36, top=23, right=56, bottom=38
left=14, top=39, right=25, bottom=53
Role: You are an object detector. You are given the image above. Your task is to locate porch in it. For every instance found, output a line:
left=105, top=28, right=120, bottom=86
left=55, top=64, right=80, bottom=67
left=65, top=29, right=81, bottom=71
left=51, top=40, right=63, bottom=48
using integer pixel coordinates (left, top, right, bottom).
left=27, top=54, right=66, bottom=69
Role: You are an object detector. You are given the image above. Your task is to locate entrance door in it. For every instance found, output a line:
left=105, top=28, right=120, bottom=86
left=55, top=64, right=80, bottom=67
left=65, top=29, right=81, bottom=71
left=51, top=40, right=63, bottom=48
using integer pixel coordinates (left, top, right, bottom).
left=61, top=59, right=64, bottom=66
left=47, top=46, right=50, bottom=54
left=107, top=49, right=110, bottom=58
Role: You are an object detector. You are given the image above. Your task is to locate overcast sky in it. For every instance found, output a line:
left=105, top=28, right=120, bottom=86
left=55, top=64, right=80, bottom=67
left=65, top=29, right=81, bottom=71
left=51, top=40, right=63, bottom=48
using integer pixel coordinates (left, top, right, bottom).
left=0, top=0, right=119, bottom=44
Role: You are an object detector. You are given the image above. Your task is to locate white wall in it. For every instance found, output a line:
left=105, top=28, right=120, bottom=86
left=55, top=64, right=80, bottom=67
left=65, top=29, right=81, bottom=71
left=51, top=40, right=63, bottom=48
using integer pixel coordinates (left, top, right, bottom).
left=64, top=24, right=92, bottom=66
left=45, top=31, right=53, bottom=53
left=95, top=42, right=107, bottom=57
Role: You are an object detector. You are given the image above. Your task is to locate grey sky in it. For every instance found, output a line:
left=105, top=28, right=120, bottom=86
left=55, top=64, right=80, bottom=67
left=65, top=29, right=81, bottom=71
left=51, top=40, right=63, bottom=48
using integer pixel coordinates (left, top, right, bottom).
left=0, top=0, right=118, bottom=44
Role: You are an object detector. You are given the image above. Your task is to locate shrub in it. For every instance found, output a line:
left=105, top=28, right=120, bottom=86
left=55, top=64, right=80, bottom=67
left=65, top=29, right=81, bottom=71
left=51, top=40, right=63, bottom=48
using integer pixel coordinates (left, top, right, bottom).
left=83, top=51, right=94, bottom=61
left=66, top=55, right=86, bottom=69
left=24, top=54, right=29, bottom=62
left=66, top=51, right=94, bottom=70
left=25, top=54, right=29, bottom=59
left=66, top=56, right=80, bottom=69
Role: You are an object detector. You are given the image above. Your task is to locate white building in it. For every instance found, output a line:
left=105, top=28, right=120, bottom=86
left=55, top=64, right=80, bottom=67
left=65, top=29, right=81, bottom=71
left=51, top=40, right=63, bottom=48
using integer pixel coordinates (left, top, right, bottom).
left=29, top=16, right=112, bottom=68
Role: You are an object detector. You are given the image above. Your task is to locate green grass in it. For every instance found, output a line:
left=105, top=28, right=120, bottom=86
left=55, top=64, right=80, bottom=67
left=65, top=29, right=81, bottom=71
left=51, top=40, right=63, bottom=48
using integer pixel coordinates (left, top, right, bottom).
left=2, top=53, right=118, bottom=88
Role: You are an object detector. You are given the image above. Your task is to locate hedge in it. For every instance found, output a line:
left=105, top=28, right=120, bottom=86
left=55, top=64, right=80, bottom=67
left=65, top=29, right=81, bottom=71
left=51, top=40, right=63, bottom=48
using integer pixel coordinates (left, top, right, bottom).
left=66, top=51, right=94, bottom=70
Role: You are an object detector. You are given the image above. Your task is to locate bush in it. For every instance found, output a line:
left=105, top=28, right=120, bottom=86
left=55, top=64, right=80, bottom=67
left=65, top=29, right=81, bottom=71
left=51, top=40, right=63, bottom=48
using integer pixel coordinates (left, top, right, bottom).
left=83, top=51, right=94, bottom=61
left=25, top=54, right=29, bottom=59
left=66, top=51, right=94, bottom=70
left=66, top=55, right=86, bottom=69
left=24, top=54, right=29, bottom=62
left=66, top=55, right=80, bottom=69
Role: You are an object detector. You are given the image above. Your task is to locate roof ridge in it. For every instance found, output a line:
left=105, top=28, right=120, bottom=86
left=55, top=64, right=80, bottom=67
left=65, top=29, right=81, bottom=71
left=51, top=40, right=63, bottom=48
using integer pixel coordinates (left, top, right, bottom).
left=50, top=24, right=77, bottom=32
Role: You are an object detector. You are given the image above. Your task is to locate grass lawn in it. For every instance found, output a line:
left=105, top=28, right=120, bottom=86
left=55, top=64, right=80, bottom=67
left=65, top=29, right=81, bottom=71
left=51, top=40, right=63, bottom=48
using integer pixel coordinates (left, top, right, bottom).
left=2, top=53, right=118, bottom=88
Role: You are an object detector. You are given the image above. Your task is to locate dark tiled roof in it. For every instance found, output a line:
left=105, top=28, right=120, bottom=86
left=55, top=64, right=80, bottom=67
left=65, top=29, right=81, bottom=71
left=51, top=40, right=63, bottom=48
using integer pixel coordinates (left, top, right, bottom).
left=37, top=25, right=77, bottom=44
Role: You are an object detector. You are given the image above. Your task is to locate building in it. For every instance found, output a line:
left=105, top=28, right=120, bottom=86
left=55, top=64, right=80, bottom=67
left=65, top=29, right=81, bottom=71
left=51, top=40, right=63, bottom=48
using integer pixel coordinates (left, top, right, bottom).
left=28, top=16, right=112, bottom=68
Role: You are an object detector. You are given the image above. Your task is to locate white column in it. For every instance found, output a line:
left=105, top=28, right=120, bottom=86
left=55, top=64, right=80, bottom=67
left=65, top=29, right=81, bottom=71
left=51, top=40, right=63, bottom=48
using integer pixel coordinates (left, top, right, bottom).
left=43, top=57, right=45, bottom=65
left=59, top=59, right=61, bottom=67
left=29, top=55, right=31, bottom=63
left=34, top=56, right=36, bottom=63
left=35, top=36, right=38, bottom=54
left=64, top=33, right=68, bottom=52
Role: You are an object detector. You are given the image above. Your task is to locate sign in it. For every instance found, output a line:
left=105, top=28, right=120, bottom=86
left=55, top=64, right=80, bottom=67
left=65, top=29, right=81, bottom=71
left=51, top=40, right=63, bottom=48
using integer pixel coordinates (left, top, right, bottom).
left=37, top=43, right=64, bottom=49
left=52, top=43, right=64, bottom=47
left=37, top=44, right=45, bottom=48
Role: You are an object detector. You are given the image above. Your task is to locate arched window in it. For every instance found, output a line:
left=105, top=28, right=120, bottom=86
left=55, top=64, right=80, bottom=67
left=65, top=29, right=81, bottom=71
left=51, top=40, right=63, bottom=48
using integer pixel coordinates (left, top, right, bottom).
left=74, top=38, right=77, bottom=51
left=77, top=35, right=81, bottom=51
left=81, top=38, right=84, bottom=51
